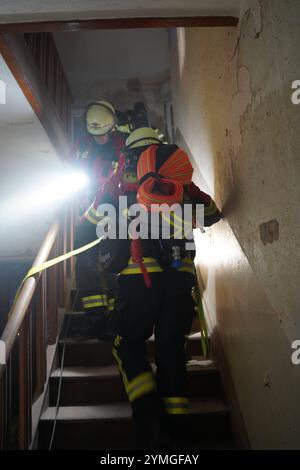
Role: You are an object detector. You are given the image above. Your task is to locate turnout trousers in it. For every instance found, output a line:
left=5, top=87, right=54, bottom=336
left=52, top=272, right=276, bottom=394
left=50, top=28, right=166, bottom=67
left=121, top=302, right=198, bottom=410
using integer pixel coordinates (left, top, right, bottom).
left=75, top=221, right=117, bottom=337
left=112, top=270, right=195, bottom=448
left=75, top=251, right=117, bottom=337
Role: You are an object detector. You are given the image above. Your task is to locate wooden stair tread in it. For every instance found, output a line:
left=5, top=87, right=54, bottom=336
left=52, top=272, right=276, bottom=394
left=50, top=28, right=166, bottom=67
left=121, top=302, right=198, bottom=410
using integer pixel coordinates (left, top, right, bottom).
left=59, top=337, right=104, bottom=345
left=51, top=365, right=119, bottom=378
left=41, top=398, right=228, bottom=422
left=41, top=403, right=132, bottom=421
left=51, top=360, right=218, bottom=379
left=60, top=330, right=207, bottom=343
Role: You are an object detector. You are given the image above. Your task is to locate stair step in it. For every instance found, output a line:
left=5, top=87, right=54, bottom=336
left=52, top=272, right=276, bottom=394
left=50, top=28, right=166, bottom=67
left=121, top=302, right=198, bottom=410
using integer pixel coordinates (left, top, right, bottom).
left=41, top=398, right=228, bottom=420
left=38, top=398, right=232, bottom=450
left=63, top=312, right=207, bottom=354
left=58, top=333, right=206, bottom=367
left=49, top=360, right=222, bottom=406
left=40, top=313, right=232, bottom=450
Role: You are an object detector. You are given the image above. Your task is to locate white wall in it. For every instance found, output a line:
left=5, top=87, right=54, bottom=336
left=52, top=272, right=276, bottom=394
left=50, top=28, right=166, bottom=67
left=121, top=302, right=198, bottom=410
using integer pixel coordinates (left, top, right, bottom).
left=0, top=55, right=65, bottom=257
left=171, top=0, right=300, bottom=449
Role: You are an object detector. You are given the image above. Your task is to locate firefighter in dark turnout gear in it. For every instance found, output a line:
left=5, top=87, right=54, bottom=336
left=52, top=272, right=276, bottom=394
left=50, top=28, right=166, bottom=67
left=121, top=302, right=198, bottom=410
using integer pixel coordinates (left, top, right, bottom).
left=74, top=101, right=128, bottom=338
left=73, top=101, right=128, bottom=212
left=105, top=128, right=223, bottom=448
left=75, top=126, right=222, bottom=444
left=72, top=101, right=150, bottom=213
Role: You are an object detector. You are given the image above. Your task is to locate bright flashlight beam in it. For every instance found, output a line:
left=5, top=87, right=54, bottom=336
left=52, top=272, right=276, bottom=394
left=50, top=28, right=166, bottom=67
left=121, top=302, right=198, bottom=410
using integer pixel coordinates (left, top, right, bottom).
left=0, top=170, right=89, bottom=226
left=35, top=170, right=89, bottom=204
left=21, top=170, right=89, bottom=207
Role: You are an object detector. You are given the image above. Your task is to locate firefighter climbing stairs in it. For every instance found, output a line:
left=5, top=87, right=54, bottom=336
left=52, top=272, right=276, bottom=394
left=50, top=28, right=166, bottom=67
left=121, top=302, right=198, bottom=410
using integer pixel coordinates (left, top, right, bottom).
left=38, top=311, right=236, bottom=450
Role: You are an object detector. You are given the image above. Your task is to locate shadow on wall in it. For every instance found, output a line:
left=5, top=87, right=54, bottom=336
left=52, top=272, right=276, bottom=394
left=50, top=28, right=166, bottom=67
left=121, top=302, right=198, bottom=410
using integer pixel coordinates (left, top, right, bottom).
left=172, top=8, right=300, bottom=447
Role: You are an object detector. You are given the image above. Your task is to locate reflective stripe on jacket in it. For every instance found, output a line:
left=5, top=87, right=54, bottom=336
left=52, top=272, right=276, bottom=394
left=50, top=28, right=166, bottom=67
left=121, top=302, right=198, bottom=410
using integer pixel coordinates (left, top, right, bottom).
left=120, top=257, right=163, bottom=275
left=177, top=257, right=195, bottom=275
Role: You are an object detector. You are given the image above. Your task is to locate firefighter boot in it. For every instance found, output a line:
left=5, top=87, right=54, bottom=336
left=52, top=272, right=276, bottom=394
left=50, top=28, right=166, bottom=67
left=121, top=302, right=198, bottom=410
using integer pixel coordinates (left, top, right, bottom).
left=132, top=392, right=172, bottom=450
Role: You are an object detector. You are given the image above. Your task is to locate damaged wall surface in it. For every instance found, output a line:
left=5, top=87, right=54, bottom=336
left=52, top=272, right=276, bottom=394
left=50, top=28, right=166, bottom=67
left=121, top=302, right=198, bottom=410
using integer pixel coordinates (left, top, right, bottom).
left=171, top=0, right=300, bottom=449
left=54, top=29, right=171, bottom=131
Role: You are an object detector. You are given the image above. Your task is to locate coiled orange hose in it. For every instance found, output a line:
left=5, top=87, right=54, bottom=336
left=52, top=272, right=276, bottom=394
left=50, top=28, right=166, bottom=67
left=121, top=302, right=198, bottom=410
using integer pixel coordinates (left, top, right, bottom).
left=137, top=145, right=193, bottom=211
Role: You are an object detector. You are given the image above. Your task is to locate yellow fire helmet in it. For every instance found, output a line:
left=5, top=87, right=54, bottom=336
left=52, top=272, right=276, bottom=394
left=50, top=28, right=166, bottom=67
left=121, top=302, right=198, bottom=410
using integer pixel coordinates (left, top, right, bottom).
left=125, top=127, right=163, bottom=150
left=85, top=101, right=116, bottom=136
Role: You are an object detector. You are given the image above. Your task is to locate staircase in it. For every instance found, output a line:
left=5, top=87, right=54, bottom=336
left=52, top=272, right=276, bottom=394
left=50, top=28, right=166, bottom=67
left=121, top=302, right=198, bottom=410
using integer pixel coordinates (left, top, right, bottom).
left=38, top=311, right=235, bottom=450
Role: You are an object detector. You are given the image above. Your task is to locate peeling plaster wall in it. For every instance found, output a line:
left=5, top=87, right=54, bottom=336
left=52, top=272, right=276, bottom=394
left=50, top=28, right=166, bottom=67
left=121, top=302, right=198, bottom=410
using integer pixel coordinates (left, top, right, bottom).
left=78, top=73, right=170, bottom=132
left=54, top=29, right=171, bottom=131
left=70, top=73, right=171, bottom=134
left=171, top=0, right=300, bottom=449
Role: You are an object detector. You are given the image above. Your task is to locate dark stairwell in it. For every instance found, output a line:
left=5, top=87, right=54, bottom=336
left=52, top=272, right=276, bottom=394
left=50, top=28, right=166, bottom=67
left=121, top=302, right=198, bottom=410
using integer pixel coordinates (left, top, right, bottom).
left=38, top=310, right=235, bottom=450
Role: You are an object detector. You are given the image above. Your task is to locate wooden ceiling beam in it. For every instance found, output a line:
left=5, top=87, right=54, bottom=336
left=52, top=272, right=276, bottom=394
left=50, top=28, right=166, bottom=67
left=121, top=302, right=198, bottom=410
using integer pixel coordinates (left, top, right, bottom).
left=0, top=16, right=239, bottom=33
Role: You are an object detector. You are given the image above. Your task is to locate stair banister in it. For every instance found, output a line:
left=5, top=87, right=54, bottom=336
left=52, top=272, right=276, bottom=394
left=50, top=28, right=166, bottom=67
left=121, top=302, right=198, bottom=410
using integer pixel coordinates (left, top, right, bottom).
left=0, top=221, right=60, bottom=369
left=0, top=217, right=70, bottom=449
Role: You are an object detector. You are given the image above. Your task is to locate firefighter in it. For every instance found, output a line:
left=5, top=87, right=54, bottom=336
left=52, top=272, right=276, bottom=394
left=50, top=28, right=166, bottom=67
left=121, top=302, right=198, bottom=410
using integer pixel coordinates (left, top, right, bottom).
left=117, top=101, right=149, bottom=135
left=73, top=101, right=128, bottom=211
left=73, top=127, right=158, bottom=339
left=74, top=101, right=128, bottom=339
left=104, top=128, right=223, bottom=448
left=73, top=102, right=151, bottom=339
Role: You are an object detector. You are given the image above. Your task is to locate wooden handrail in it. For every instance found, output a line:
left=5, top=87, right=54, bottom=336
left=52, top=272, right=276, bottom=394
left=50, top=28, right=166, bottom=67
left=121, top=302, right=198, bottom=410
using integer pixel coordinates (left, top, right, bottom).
left=0, top=31, right=75, bottom=445
left=0, top=213, right=74, bottom=449
left=0, top=221, right=60, bottom=373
